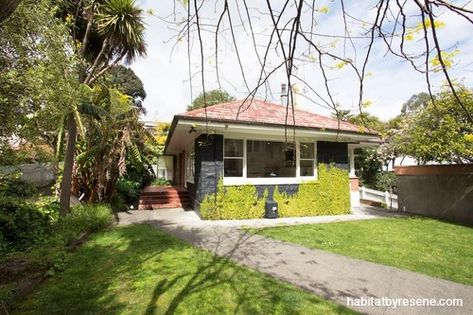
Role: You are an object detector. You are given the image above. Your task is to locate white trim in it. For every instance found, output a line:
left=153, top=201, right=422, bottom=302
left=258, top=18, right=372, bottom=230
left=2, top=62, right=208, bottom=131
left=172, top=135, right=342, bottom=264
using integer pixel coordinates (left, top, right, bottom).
left=223, top=177, right=316, bottom=186
left=178, top=119, right=381, bottom=143
left=223, top=136, right=319, bottom=185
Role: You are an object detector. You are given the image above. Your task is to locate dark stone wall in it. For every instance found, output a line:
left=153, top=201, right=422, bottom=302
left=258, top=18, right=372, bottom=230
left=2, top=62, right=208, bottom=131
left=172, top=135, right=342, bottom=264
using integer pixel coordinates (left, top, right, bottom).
left=317, top=141, right=348, bottom=170
left=255, top=184, right=299, bottom=199
left=191, top=134, right=224, bottom=209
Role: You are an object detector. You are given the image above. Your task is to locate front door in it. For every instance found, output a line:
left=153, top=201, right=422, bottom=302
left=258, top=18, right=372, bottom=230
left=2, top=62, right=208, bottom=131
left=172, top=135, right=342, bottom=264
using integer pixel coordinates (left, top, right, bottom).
left=177, top=151, right=186, bottom=186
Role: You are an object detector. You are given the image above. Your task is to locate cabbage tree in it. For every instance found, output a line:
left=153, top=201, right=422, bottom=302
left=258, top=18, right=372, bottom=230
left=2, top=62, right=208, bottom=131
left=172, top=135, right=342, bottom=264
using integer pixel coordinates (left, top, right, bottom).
left=59, top=0, right=146, bottom=215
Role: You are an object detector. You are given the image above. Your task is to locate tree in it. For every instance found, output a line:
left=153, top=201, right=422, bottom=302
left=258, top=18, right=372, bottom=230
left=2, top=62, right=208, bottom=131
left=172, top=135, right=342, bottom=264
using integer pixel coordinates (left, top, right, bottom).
left=393, top=85, right=473, bottom=164
left=401, top=93, right=431, bottom=114
left=330, top=109, right=352, bottom=121
left=71, top=86, right=154, bottom=203
left=0, top=0, right=22, bottom=24
left=348, top=113, right=386, bottom=134
left=58, top=0, right=147, bottom=215
left=187, top=89, right=235, bottom=111
left=105, top=65, right=146, bottom=109
left=171, top=1, right=473, bottom=128
left=0, top=0, right=79, bottom=161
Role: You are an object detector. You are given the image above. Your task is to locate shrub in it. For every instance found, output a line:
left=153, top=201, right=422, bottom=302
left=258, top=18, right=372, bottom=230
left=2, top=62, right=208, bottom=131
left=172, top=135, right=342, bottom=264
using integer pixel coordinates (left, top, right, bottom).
left=57, top=204, right=113, bottom=238
left=199, top=164, right=350, bottom=220
left=35, top=195, right=60, bottom=222
left=151, top=178, right=171, bottom=186
left=374, top=171, right=397, bottom=191
left=200, top=180, right=266, bottom=220
left=0, top=196, right=51, bottom=253
left=0, top=172, right=37, bottom=198
left=115, top=178, right=140, bottom=204
left=274, top=165, right=351, bottom=217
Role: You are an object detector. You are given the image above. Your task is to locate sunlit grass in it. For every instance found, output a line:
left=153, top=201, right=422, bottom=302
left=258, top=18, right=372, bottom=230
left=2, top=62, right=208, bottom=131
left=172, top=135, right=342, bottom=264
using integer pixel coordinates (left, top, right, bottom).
left=255, top=217, right=473, bottom=285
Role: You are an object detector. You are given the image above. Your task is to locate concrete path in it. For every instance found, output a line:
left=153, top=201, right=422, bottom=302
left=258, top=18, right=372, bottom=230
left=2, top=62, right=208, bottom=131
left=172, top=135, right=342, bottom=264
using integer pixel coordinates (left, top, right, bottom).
left=117, top=208, right=473, bottom=315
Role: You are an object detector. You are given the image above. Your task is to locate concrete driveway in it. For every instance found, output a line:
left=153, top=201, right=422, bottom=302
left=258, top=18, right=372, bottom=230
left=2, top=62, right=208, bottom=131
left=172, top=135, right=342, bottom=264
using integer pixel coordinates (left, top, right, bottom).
left=116, top=208, right=473, bottom=315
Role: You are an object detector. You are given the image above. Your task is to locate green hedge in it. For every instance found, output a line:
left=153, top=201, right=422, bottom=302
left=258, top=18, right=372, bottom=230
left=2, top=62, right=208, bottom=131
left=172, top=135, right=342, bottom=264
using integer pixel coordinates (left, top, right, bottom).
left=199, top=164, right=350, bottom=220
left=275, top=164, right=350, bottom=217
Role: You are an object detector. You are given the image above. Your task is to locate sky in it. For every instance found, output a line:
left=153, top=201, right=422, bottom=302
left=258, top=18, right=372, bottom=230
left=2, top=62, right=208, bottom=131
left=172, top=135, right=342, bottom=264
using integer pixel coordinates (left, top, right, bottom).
left=131, top=0, right=473, bottom=122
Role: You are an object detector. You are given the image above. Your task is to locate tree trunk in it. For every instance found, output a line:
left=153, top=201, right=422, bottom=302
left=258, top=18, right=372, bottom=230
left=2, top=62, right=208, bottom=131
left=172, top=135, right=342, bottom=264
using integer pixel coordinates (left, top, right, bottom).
left=59, top=113, right=77, bottom=216
left=0, top=0, right=22, bottom=24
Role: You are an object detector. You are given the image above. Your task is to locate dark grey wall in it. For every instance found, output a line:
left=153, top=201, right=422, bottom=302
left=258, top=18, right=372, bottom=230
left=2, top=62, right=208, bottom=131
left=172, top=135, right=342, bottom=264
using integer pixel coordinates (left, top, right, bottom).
left=397, top=171, right=473, bottom=225
left=255, top=184, right=299, bottom=199
left=190, top=134, right=224, bottom=209
left=317, top=141, right=348, bottom=170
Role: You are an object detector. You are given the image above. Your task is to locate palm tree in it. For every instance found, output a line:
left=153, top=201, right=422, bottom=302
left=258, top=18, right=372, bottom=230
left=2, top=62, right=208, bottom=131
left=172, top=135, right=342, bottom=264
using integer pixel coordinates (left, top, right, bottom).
left=59, top=0, right=147, bottom=215
left=0, top=0, right=22, bottom=24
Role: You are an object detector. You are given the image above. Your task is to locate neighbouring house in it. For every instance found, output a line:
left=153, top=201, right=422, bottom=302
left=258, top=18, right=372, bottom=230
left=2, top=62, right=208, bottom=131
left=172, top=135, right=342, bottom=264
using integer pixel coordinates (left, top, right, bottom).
left=162, top=98, right=381, bottom=217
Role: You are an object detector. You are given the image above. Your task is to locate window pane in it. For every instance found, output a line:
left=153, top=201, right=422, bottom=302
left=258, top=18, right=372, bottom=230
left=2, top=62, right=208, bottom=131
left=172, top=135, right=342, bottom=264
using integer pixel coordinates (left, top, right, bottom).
left=300, top=160, right=314, bottom=176
left=224, top=139, right=243, bottom=157
left=247, top=141, right=296, bottom=178
left=300, top=142, right=315, bottom=159
left=224, top=159, right=243, bottom=177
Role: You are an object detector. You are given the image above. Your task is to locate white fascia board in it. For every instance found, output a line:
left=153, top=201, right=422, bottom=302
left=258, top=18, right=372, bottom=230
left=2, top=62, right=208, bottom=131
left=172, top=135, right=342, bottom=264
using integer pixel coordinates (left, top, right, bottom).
left=178, top=119, right=380, bottom=143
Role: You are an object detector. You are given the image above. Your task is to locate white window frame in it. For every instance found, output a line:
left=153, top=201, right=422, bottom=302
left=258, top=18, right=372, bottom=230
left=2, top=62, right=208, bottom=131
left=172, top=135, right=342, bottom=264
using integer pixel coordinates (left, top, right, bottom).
left=299, top=142, right=317, bottom=178
left=223, top=139, right=245, bottom=178
left=223, top=136, right=318, bottom=186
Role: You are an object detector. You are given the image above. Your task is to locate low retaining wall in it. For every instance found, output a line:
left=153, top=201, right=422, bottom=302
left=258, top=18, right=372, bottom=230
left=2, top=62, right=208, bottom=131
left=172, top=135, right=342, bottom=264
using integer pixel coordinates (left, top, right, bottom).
left=0, top=163, right=56, bottom=188
left=395, top=165, right=473, bottom=225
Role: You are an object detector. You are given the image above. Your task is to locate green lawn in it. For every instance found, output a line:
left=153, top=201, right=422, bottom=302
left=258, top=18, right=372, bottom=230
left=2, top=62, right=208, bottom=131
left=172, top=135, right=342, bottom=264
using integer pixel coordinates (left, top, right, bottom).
left=254, top=217, right=473, bottom=285
left=13, top=224, right=355, bottom=315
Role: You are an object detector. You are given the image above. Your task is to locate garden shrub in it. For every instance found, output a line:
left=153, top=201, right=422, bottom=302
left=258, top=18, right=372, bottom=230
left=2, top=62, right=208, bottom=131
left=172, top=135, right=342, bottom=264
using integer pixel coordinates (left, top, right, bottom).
left=199, top=164, right=350, bottom=220
left=200, top=180, right=267, bottom=220
left=0, top=172, right=37, bottom=198
left=115, top=178, right=140, bottom=204
left=0, top=196, right=51, bottom=253
left=374, top=171, right=397, bottom=191
left=274, top=164, right=350, bottom=217
left=57, top=204, right=113, bottom=240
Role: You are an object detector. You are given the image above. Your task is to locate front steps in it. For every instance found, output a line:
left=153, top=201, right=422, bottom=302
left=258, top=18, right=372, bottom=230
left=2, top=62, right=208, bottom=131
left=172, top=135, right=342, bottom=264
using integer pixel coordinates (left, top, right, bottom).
left=138, top=186, right=190, bottom=210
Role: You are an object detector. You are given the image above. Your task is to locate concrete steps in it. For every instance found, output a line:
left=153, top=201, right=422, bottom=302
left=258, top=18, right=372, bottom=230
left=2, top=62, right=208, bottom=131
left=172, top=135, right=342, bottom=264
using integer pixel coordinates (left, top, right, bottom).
left=138, top=186, right=190, bottom=210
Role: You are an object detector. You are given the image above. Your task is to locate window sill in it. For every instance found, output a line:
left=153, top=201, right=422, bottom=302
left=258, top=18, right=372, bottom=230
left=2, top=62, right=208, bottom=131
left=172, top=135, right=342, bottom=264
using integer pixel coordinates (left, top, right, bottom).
left=223, top=177, right=317, bottom=186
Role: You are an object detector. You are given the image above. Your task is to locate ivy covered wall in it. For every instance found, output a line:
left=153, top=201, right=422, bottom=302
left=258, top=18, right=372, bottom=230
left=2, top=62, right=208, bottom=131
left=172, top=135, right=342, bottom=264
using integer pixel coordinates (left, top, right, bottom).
left=199, top=164, right=350, bottom=220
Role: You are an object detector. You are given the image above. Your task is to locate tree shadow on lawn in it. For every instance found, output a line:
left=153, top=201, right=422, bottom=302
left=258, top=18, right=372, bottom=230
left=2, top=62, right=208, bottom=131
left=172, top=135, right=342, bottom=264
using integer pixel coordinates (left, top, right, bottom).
left=12, top=224, right=347, bottom=315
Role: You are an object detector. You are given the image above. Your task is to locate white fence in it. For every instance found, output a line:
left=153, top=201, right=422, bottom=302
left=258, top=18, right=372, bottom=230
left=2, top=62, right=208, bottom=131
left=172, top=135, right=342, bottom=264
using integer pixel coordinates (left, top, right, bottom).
left=360, top=186, right=398, bottom=209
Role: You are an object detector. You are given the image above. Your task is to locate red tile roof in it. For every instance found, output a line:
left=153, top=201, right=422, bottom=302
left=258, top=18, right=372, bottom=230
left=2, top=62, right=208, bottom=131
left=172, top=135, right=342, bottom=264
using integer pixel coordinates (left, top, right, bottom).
left=178, top=99, right=376, bottom=135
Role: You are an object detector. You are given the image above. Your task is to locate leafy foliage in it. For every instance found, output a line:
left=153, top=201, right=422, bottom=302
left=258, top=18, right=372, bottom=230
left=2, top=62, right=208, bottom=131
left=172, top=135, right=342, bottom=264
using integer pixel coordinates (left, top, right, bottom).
left=0, top=196, right=51, bottom=253
left=0, top=172, right=37, bottom=197
left=200, top=181, right=266, bottom=220
left=374, top=171, right=397, bottom=191
left=200, top=165, right=350, bottom=220
left=0, top=0, right=80, bottom=151
left=187, top=89, right=235, bottom=111
left=392, top=85, right=473, bottom=163
left=105, top=65, right=146, bottom=108
left=72, top=86, right=155, bottom=204
left=274, top=165, right=350, bottom=217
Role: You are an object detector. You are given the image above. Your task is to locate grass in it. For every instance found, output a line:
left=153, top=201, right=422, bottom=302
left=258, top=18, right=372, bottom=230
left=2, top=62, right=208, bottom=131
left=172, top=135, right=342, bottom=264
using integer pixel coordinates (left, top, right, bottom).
left=13, top=224, right=356, bottom=315
left=254, top=217, right=473, bottom=285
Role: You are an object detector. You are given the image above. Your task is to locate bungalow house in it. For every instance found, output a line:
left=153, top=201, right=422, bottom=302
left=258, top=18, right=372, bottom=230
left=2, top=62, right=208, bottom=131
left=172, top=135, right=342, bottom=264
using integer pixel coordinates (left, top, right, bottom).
left=162, top=98, right=381, bottom=216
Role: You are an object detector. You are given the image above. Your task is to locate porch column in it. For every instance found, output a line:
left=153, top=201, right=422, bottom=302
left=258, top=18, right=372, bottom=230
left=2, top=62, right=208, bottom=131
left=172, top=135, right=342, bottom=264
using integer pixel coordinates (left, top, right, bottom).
left=348, top=146, right=356, bottom=177
left=348, top=146, right=360, bottom=208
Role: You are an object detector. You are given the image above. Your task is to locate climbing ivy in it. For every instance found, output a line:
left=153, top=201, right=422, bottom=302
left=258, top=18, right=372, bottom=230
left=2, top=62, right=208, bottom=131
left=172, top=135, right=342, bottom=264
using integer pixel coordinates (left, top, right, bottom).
left=199, top=164, right=350, bottom=220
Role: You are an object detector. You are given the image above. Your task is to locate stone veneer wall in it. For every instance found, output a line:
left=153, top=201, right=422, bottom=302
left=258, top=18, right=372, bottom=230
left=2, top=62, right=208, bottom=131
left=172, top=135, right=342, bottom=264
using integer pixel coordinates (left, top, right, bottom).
left=191, top=134, right=224, bottom=210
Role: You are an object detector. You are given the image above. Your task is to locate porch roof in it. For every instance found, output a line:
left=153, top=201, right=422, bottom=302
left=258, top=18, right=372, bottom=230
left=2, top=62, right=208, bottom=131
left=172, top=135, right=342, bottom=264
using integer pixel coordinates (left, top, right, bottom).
left=164, top=99, right=382, bottom=155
